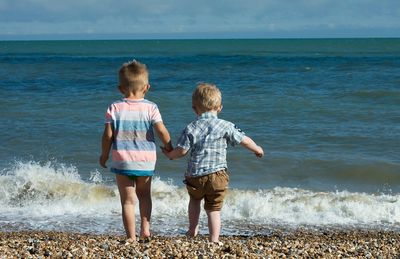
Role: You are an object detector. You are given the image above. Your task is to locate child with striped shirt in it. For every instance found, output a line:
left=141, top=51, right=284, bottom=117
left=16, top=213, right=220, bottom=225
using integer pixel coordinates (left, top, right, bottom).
left=100, top=60, right=172, bottom=241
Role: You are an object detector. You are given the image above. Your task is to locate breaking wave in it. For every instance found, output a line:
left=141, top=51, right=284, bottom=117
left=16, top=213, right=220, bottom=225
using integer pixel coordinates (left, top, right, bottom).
left=0, top=161, right=399, bottom=234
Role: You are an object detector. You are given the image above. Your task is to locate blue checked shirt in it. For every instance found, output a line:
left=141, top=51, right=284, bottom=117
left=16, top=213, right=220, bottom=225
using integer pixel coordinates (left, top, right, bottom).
left=176, top=112, right=245, bottom=177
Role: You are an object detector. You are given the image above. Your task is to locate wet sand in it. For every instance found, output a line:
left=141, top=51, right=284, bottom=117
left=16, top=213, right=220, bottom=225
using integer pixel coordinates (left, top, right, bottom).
left=0, top=230, right=399, bottom=258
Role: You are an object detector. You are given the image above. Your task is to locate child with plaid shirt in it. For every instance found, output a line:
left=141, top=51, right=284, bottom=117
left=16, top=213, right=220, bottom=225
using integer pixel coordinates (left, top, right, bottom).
left=162, top=83, right=263, bottom=242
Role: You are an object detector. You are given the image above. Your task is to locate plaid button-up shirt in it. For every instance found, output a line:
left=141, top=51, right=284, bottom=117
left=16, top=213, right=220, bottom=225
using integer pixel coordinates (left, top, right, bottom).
left=176, top=112, right=245, bottom=177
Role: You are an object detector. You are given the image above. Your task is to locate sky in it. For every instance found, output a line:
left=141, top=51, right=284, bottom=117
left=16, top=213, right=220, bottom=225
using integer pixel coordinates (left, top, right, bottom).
left=0, top=0, right=399, bottom=40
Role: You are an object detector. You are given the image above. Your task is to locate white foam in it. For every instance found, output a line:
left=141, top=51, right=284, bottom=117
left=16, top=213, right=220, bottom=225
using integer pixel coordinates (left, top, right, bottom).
left=222, top=187, right=400, bottom=226
left=0, top=161, right=399, bottom=233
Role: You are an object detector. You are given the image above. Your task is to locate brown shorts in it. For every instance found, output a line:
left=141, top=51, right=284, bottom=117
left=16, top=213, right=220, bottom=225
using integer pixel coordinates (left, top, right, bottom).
left=184, top=170, right=229, bottom=211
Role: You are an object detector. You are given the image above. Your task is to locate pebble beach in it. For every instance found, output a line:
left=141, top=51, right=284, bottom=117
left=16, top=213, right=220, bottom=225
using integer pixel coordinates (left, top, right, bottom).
left=1, top=230, right=399, bottom=258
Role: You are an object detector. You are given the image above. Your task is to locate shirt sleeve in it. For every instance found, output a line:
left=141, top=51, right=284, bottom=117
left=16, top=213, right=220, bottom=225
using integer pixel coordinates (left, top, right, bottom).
left=150, top=104, right=163, bottom=124
left=176, top=127, right=192, bottom=150
left=226, top=122, right=246, bottom=146
left=105, top=105, right=113, bottom=124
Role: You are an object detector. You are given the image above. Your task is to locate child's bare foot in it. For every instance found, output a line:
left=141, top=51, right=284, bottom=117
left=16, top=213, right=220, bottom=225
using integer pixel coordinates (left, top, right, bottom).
left=119, top=238, right=136, bottom=245
left=138, top=236, right=152, bottom=243
left=208, top=240, right=223, bottom=246
left=140, top=230, right=151, bottom=238
left=185, top=230, right=198, bottom=238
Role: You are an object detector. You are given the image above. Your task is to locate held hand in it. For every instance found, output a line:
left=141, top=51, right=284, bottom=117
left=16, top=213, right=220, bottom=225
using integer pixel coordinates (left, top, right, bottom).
left=160, top=145, right=182, bottom=160
left=255, top=146, right=264, bottom=158
left=163, top=141, right=173, bottom=152
left=99, top=154, right=108, bottom=168
left=160, top=146, right=187, bottom=160
left=160, top=146, right=172, bottom=159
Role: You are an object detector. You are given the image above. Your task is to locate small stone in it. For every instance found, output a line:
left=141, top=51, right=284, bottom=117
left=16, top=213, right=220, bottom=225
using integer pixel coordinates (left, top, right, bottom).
left=28, top=247, right=37, bottom=255
left=101, top=243, right=109, bottom=251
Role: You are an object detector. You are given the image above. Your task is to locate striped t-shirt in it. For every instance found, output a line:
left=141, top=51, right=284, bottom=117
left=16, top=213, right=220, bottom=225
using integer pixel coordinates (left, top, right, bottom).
left=105, top=98, right=162, bottom=176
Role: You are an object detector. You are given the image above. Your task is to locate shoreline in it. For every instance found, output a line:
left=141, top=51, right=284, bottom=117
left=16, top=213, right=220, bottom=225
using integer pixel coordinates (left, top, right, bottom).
left=1, top=229, right=399, bottom=257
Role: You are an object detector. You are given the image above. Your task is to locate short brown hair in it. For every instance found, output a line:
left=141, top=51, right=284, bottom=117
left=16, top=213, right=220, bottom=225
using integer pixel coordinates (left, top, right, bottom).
left=192, top=83, right=222, bottom=113
left=118, top=60, right=149, bottom=93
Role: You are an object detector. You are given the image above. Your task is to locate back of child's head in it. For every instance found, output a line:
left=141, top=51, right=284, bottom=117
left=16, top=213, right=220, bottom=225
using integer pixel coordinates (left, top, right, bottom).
left=192, top=83, right=222, bottom=113
left=119, top=60, right=149, bottom=93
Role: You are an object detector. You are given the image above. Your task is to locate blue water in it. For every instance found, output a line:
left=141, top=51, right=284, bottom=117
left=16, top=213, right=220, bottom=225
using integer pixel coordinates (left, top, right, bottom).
left=0, top=39, right=399, bottom=234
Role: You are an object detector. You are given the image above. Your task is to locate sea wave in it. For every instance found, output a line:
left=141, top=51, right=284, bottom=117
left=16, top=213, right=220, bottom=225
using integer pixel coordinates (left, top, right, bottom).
left=0, top=161, right=399, bottom=234
left=350, top=89, right=400, bottom=103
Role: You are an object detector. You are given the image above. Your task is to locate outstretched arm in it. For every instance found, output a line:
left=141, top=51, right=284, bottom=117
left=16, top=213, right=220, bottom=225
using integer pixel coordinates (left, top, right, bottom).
left=100, top=123, right=113, bottom=168
left=240, top=136, right=264, bottom=158
left=154, top=121, right=173, bottom=151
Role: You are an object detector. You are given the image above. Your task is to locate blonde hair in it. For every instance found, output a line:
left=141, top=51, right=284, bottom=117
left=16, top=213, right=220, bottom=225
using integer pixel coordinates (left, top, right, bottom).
left=192, top=83, right=222, bottom=113
left=118, top=60, right=149, bottom=93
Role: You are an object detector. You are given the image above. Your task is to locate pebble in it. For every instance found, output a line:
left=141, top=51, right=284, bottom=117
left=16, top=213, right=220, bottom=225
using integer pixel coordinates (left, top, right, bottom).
left=0, top=230, right=399, bottom=258
left=101, top=243, right=109, bottom=251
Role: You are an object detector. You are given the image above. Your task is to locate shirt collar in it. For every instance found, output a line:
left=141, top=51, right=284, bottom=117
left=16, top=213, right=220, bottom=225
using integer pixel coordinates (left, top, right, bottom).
left=123, top=98, right=144, bottom=102
left=198, top=112, right=218, bottom=119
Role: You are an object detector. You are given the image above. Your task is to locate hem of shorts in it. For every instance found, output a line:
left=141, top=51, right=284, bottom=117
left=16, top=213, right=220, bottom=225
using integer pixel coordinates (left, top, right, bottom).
left=111, top=168, right=154, bottom=176
left=204, top=207, right=223, bottom=212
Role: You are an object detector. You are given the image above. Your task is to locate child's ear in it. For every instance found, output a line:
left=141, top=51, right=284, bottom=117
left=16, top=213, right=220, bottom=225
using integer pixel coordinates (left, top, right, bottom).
left=118, top=85, right=125, bottom=94
left=217, top=105, right=223, bottom=113
left=192, top=105, right=199, bottom=115
left=144, top=84, right=150, bottom=93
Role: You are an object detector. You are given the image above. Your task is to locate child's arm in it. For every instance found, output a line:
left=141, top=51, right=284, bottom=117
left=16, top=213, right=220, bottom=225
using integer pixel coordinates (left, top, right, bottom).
left=240, top=136, right=264, bottom=158
left=100, top=123, right=113, bottom=168
left=154, top=122, right=173, bottom=151
left=162, top=147, right=188, bottom=160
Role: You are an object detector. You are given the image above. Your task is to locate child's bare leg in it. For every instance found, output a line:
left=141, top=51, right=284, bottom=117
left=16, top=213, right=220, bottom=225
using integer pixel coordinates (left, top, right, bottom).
left=116, top=174, right=137, bottom=240
left=206, top=210, right=221, bottom=242
left=135, top=176, right=152, bottom=238
left=187, top=197, right=201, bottom=237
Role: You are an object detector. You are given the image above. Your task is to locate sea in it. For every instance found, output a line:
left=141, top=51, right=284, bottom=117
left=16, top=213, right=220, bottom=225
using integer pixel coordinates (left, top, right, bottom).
left=0, top=38, right=399, bottom=236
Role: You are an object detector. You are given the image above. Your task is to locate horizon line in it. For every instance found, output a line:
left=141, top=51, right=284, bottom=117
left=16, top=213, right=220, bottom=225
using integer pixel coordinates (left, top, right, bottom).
left=1, top=35, right=399, bottom=42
